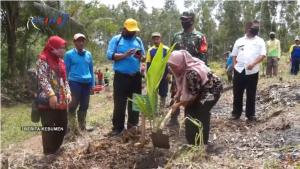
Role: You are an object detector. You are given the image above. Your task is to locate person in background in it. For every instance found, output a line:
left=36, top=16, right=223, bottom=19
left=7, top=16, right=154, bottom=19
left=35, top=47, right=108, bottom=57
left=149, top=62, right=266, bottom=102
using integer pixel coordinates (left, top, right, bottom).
left=37, top=35, right=71, bottom=155
left=169, top=50, right=222, bottom=147
left=230, top=20, right=266, bottom=122
left=106, top=18, right=145, bottom=136
left=266, top=32, right=281, bottom=77
left=64, top=33, right=95, bottom=134
left=261, top=56, right=267, bottom=77
left=146, top=32, right=169, bottom=110
left=141, top=63, right=146, bottom=78
left=140, top=63, right=146, bottom=90
left=104, top=67, right=111, bottom=86
left=224, top=50, right=233, bottom=83
left=96, top=69, right=104, bottom=85
left=169, top=11, right=208, bottom=126
left=289, top=36, right=300, bottom=75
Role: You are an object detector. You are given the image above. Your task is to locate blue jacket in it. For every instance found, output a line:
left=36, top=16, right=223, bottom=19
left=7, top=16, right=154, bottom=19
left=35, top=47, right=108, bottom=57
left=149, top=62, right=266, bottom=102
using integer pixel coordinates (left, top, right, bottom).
left=64, top=48, right=95, bottom=87
left=291, top=45, right=300, bottom=58
left=106, top=34, right=145, bottom=74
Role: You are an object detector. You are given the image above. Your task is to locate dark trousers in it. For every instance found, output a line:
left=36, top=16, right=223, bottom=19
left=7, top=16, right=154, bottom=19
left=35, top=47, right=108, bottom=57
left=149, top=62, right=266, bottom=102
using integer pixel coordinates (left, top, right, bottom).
left=40, top=109, right=67, bottom=154
left=170, top=77, right=180, bottom=121
left=232, top=69, right=258, bottom=118
left=158, top=78, right=169, bottom=98
left=112, top=72, right=142, bottom=131
left=69, top=81, right=91, bottom=127
left=104, top=78, right=109, bottom=86
left=291, top=57, right=300, bottom=75
left=266, top=57, right=279, bottom=76
left=226, top=65, right=233, bottom=82
left=185, top=94, right=220, bottom=145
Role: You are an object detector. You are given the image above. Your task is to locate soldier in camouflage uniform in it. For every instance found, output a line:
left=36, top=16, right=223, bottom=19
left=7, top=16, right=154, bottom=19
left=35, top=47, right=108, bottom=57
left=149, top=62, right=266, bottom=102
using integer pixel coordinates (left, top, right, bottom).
left=168, top=11, right=208, bottom=126
left=172, top=11, right=208, bottom=63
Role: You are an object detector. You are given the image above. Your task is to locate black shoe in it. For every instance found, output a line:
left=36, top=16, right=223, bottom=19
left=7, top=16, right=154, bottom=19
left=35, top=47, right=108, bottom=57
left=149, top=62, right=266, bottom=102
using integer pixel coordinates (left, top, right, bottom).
left=106, top=129, right=123, bottom=137
left=246, top=116, right=257, bottom=122
left=229, top=115, right=240, bottom=120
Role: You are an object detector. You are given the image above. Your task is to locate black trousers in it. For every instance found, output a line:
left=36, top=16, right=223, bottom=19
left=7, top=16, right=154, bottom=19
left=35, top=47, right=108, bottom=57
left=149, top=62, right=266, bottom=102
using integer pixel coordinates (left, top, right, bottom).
left=185, top=94, right=220, bottom=145
left=232, top=69, right=259, bottom=118
left=40, top=109, right=67, bottom=154
left=158, top=78, right=169, bottom=98
left=112, top=71, right=142, bottom=131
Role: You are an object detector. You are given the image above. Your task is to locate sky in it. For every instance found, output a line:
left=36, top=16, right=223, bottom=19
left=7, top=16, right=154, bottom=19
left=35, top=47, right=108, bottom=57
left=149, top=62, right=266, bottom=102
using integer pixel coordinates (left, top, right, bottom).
left=93, top=0, right=188, bottom=13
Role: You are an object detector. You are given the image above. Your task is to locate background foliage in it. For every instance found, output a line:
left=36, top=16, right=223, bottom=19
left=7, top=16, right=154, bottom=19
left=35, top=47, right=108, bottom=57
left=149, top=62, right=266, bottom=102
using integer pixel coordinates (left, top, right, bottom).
left=1, top=0, right=300, bottom=80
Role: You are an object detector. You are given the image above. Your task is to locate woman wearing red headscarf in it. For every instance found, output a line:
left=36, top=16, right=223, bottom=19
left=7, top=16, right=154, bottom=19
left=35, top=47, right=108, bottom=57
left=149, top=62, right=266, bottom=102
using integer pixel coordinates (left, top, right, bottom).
left=36, top=35, right=71, bottom=155
left=168, top=50, right=223, bottom=147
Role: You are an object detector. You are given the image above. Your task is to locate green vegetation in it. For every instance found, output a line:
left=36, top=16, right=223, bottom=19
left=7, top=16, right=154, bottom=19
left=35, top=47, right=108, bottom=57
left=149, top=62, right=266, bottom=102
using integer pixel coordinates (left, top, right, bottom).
left=1, top=104, right=39, bottom=148
left=0, top=89, right=113, bottom=149
left=1, top=1, right=300, bottom=80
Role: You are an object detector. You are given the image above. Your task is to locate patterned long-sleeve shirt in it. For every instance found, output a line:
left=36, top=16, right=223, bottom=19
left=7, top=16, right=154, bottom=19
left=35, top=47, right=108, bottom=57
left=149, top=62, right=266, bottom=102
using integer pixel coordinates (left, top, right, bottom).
left=186, top=70, right=223, bottom=104
left=37, top=59, right=70, bottom=104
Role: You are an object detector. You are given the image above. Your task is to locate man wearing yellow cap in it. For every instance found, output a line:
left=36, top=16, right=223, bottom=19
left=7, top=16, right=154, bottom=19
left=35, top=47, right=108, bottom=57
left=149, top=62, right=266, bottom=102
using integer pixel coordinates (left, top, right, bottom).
left=106, top=18, right=145, bottom=136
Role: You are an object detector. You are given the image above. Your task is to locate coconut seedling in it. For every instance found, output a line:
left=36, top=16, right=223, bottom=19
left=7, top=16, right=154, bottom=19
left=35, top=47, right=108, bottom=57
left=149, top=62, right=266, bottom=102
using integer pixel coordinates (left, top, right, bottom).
left=130, top=43, right=176, bottom=148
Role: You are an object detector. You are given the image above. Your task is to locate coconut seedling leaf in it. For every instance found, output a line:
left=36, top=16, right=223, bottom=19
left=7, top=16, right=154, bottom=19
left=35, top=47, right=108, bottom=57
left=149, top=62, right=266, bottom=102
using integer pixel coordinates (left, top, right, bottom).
left=130, top=43, right=176, bottom=125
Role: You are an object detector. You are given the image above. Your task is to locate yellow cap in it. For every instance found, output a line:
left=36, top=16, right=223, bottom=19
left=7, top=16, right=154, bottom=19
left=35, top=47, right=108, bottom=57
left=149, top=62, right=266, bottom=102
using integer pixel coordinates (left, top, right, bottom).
left=124, top=18, right=140, bottom=32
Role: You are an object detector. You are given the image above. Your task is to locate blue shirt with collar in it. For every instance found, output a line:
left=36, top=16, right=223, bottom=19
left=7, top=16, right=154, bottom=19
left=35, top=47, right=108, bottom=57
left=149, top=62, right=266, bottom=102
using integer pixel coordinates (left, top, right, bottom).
left=64, top=48, right=95, bottom=87
left=106, top=34, right=145, bottom=74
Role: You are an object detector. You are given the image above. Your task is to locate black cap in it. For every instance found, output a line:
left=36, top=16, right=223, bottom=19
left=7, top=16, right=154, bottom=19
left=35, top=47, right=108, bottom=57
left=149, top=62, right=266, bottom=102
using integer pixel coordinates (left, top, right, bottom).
left=180, top=11, right=195, bottom=20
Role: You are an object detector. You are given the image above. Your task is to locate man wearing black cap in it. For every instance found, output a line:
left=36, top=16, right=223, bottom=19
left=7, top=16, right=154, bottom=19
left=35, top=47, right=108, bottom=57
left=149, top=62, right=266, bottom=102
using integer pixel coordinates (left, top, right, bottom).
left=172, top=11, right=208, bottom=63
left=168, top=11, right=208, bottom=126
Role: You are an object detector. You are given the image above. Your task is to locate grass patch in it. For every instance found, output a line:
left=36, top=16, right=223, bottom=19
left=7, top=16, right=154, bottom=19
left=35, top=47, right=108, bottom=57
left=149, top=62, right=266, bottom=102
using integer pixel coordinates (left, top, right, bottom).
left=1, top=104, right=40, bottom=149
left=209, top=60, right=227, bottom=80
left=263, top=159, right=281, bottom=169
left=0, top=87, right=114, bottom=149
left=86, top=89, right=114, bottom=129
left=295, top=163, right=300, bottom=169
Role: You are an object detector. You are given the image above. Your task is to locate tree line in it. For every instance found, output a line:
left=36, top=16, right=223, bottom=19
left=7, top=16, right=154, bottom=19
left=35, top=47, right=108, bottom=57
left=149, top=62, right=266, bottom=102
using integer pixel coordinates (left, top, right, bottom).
left=1, top=0, right=299, bottom=80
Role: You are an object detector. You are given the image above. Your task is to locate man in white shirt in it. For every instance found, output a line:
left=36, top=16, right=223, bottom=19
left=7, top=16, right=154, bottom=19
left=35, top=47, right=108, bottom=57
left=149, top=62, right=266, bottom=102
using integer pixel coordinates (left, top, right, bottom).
left=230, top=20, right=266, bottom=122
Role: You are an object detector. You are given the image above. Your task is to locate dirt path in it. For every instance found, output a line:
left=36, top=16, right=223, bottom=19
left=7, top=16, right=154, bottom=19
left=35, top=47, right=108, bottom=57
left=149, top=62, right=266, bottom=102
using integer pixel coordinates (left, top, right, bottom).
left=1, top=77, right=300, bottom=169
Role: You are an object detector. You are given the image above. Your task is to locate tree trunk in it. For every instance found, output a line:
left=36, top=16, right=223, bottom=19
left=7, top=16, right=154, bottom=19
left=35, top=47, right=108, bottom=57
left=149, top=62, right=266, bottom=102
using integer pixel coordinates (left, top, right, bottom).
left=140, top=114, right=146, bottom=144
left=3, top=1, right=19, bottom=78
left=19, top=29, right=31, bottom=76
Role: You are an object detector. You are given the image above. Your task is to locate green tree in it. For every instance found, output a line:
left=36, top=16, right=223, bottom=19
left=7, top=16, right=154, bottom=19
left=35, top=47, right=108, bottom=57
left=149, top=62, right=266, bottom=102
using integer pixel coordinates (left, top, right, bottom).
left=258, top=1, right=272, bottom=40
left=217, top=1, right=243, bottom=54
left=1, top=1, right=19, bottom=78
left=241, top=0, right=256, bottom=25
left=197, top=1, right=217, bottom=58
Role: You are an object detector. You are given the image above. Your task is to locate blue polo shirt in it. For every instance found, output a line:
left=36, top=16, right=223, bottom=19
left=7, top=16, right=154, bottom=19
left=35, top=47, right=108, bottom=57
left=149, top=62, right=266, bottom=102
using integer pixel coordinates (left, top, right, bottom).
left=106, top=34, right=145, bottom=74
left=64, top=48, right=95, bottom=87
